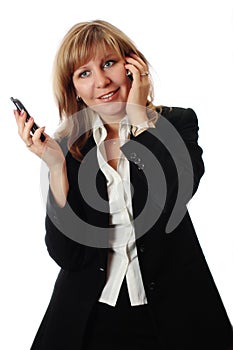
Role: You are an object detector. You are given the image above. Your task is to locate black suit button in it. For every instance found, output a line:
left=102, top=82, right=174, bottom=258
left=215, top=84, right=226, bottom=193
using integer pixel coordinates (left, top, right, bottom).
left=134, top=157, right=141, bottom=164
left=149, top=282, right=156, bottom=291
left=139, top=245, right=145, bottom=253
left=138, top=163, right=145, bottom=170
left=130, top=152, right=137, bottom=160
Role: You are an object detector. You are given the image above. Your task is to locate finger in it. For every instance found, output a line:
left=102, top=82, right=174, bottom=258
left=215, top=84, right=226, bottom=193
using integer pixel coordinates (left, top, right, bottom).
left=125, top=54, right=148, bottom=74
left=13, top=108, right=19, bottom=120
left=33, top=126, right=46, bottom=142
left=125, top=63, right=149, bottom=85
left=26, top=127, right=47, bottom=153
left=22, top=116, right=35, bottom=143
left=14, top=109, right=27, bottom=138
left=128, top=53, right=147, bottom=67
left=125, top=63, right=140, bottom=83
left=32, top=126, right=46, bottom=146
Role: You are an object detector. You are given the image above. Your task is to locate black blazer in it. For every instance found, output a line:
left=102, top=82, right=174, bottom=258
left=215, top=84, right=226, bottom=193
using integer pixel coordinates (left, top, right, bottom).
left=31, top=107, right=233, bottom=350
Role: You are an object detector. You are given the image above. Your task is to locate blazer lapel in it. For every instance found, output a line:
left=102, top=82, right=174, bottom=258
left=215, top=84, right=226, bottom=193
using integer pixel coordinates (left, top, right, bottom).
left=79, top=136, right=109, bottom=223
left=81, top=134, right=155, bottom=243
left=129, top=161, right=150, bottom=239
left=80, top=135, right=110, bottom=248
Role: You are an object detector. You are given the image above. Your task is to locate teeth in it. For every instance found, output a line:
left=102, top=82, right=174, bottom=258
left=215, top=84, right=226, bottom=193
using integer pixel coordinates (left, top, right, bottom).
left=101, top=92, right=114, bottom=99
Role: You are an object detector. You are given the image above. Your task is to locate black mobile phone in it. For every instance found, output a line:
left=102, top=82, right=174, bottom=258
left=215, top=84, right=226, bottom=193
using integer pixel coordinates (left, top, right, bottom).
left=10, top=97, right=45, bottom=142
left=126, top=70, right=133, bottom=81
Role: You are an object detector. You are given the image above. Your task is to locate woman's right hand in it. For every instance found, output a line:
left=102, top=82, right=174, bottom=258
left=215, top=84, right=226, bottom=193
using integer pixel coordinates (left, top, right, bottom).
left=14, top=109, right=65, bottom=170
left=14, top=109, right=69, bottom=207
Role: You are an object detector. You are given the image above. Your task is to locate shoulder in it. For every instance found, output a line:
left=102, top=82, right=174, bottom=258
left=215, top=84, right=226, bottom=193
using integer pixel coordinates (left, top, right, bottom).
left=159, top=106, right=198, bottom=127
left=156, top=106, right=200, bottom=143
left=158, top=106, right=198, bottom=128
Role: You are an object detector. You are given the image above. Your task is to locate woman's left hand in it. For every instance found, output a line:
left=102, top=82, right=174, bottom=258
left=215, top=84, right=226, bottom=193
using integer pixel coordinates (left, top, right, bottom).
left=124, top=53, right=150, bottom=125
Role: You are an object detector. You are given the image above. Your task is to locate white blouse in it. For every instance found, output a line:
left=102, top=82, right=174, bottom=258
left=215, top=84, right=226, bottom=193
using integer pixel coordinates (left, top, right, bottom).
left=92, top=114, right=148, bottom=307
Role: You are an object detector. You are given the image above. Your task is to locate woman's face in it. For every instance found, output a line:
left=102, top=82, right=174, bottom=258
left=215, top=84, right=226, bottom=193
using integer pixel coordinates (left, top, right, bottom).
left=72, top=46, right=132, bottom=121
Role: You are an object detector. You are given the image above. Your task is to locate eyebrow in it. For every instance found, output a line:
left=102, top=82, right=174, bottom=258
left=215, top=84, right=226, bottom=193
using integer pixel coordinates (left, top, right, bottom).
left=75, top=52, right=120, bottom=72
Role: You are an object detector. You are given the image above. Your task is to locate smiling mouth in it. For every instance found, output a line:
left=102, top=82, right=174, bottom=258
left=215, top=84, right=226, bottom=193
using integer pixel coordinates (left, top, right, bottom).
left=98, top=88, right=119, bottom=100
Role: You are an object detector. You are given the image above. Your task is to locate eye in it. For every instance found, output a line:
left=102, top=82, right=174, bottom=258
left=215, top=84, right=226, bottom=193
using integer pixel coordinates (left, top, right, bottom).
left=103, top=60, right=116, bottom=69
left=79, top=70, right=90, bottom=78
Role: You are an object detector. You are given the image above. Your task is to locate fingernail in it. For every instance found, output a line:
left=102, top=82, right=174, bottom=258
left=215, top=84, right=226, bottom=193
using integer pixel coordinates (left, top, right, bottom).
left=26, top=117, right=33, bottom=122
left=20, top=109, right=25, bottom=116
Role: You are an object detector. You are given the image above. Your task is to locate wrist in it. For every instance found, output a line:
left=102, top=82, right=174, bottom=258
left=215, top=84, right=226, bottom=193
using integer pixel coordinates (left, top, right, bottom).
left=49, top=161, right=69, bottom=208
left=49, top=159, right=66, bottom=174
left=129, top=111, right=149, bottom=126
left=131, top=119, right=156, bottom=137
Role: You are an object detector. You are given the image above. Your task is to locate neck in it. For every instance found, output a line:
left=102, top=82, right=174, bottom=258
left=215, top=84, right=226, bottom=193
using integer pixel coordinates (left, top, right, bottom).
left=100, top=113, right=125, bottom=137
left=99, top=114, right=124, bottom=137
left=104, top=122, right=119, bottom=138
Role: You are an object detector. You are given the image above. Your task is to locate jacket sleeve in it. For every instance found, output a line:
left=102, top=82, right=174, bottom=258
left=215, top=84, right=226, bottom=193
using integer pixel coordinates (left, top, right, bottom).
left=44, top=143, right=95, bottom=271
left=45, top=187, right=87, bottom=271
left=121, top=107, right=205, bottom=232
left=44, top=140, right=109, bottom=270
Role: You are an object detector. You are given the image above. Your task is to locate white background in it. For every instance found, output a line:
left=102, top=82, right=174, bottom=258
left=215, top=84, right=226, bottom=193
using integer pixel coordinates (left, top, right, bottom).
left=0, top=0, right=233, bottom=348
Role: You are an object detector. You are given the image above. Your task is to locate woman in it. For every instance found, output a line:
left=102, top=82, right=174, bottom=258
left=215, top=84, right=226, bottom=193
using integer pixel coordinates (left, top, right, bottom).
left=14, top=20, right=233, bottom=350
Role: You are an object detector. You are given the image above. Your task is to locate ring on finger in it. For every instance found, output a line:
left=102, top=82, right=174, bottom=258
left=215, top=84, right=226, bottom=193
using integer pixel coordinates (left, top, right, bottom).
left=140, top=71, right=149, bottom=76
left=26, top=142, right=33, bottom=147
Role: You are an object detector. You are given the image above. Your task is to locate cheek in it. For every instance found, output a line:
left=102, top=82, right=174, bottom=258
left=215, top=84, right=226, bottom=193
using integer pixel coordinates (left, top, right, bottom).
left=73, top=80, right=90, bottom=98
left=122, top=75, right=132, bottom=95
left=117, top=68, right=132, bottom=90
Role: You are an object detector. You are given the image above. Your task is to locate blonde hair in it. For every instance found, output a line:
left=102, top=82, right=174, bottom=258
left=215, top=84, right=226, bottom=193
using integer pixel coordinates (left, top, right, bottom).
left=52, top=19, right=159, bottom=160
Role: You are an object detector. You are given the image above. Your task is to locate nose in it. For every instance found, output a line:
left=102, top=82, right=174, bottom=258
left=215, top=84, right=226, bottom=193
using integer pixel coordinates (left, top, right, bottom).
left=95, top=69, right=110, bottom=88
